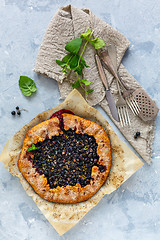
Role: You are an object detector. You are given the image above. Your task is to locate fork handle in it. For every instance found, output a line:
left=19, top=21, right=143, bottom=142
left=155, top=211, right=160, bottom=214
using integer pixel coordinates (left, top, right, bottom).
left=117, top=72, right=132, bottom=91
left=115, top=74, right=128, bottom=91
left=115, top=77, right=123, bottom=97
left=100, top=51, right=129, bottom=91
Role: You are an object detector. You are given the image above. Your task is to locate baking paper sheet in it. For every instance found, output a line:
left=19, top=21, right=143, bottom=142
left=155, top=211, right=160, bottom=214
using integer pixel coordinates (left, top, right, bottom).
left=0, top=89, right=143, bottom=235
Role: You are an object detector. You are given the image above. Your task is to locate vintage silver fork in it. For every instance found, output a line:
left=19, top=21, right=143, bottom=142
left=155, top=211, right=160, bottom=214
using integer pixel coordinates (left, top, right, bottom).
left=116, top=79, right=131, bottom=126
left=107, top=44, right=131, bottom=126
left=116, top=73, right=140, bottom=115
left=99, top=45, right=140, bottom=116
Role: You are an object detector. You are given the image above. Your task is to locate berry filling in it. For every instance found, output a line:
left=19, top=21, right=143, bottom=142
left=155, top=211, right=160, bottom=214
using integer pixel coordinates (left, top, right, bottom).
left=50, top=109, right=74, bottom=129
left=28, top=129, right=105, bottom=188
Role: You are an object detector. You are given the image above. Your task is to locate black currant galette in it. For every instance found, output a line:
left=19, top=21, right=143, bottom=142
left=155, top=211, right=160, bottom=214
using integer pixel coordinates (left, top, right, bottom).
left=18, top=111, right=112, bottom=203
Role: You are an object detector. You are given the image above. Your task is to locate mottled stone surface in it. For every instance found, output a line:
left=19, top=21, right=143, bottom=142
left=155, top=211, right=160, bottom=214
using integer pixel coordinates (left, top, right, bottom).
left=0, top=0, right=160, bottom=239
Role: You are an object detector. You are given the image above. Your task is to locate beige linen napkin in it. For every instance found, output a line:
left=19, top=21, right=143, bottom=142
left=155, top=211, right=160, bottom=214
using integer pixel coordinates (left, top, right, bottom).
left=34, top=5, right=155, bottom=163
left=0, top=90, right=143, bottom=236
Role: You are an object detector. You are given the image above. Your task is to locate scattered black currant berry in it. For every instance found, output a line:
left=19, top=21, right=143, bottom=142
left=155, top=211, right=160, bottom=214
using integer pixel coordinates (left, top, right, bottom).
left=11, top=111, right=16, bottom=116
left=16, top=106, right=19, bottom=110
left=17, top=110, right=21, bottom=116
left=136, top=132, right=140, bottom=137
left=134, top=131, right=141, bottom=139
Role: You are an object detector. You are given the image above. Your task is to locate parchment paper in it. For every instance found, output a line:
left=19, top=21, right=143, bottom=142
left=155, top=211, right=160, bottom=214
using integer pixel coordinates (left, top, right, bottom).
left=0, top=89, right=143, bottom=235
left=34, top=5, right=155, bottom=163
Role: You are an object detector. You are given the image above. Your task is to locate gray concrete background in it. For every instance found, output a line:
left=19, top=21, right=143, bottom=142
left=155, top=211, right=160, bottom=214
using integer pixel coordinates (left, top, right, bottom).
left=0, top=0, right=160, bottom=239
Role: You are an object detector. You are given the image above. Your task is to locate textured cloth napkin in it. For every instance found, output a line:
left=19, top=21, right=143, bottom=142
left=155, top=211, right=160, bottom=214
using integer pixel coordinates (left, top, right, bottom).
left=34, top=5, right=155, bottom=163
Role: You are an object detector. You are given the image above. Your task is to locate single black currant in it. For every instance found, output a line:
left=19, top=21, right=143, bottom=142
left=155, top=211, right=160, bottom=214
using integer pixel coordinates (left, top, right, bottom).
left=136, top=132, right=140, bottom=137
left=11, top=111, right=16, bottom=115
left=17, top=110, right=21, bottom=115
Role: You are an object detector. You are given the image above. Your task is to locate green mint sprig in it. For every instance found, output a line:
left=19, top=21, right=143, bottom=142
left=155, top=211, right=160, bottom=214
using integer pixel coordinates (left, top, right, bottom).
left=56, top=28, right=105, bottom=97
left=27, top=144, right=37, bottom=152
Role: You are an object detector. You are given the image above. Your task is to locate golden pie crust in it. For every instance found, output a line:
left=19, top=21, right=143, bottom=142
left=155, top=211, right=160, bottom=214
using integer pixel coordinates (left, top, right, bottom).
left=18, top=113, right=112, bottom=203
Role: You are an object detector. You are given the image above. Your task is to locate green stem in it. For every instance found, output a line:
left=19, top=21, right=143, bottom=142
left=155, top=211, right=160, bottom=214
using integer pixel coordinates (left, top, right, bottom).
left=76, top=31, right=94, bottom=95
left=75, top=72, right=80, bottom=80
left=78, top=30, right=94, bottom=66
left=75, top=72, right=89, bottom=97
left=79, top=81, right=86, bottom=92
left=63, top=55, right=73, bottom=73
left=75, top=72, right=86, bottom=92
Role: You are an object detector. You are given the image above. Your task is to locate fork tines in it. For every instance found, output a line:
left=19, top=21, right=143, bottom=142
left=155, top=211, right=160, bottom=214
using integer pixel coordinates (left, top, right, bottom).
left=118, top=105, right=131, bottom=127
left=125, top=96, right=141, bottom=115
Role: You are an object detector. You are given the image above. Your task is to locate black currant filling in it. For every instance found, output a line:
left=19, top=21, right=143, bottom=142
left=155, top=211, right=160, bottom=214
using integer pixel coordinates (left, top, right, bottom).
left=50, top=109, right=74, bottom=130
left=28, top=129, right=106, bottom=188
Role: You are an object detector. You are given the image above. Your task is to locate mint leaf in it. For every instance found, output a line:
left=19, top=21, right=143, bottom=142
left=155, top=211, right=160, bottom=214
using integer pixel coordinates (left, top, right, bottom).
left=59, top=69, right=68, bottom=74
left=66, top=65, right=71, bottom=70
left=62, top=53, right=73, bottom=63
left=72, top=80, right=81, bottom=89
left=80, top=57, right=89, bottom=68
left=56, top=60, right=67, bottom=68
left=19, top=76, right=37, bottom=97
left=69, top=55, right=79, bottom=69
left=56, top=54, right=73, bottom=68
left=27, top=144, right=37, bottom=152
left=65, top=38, right=82, bottom=54
left=86, top=89, right=94, bottom=97
left=80, top=79, right=92, bottom=86
left=90, top=38, right=105, bottom=49
left=74, top=65, right=83, bottom=75
left=80, top=28, right=91, bottom=40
